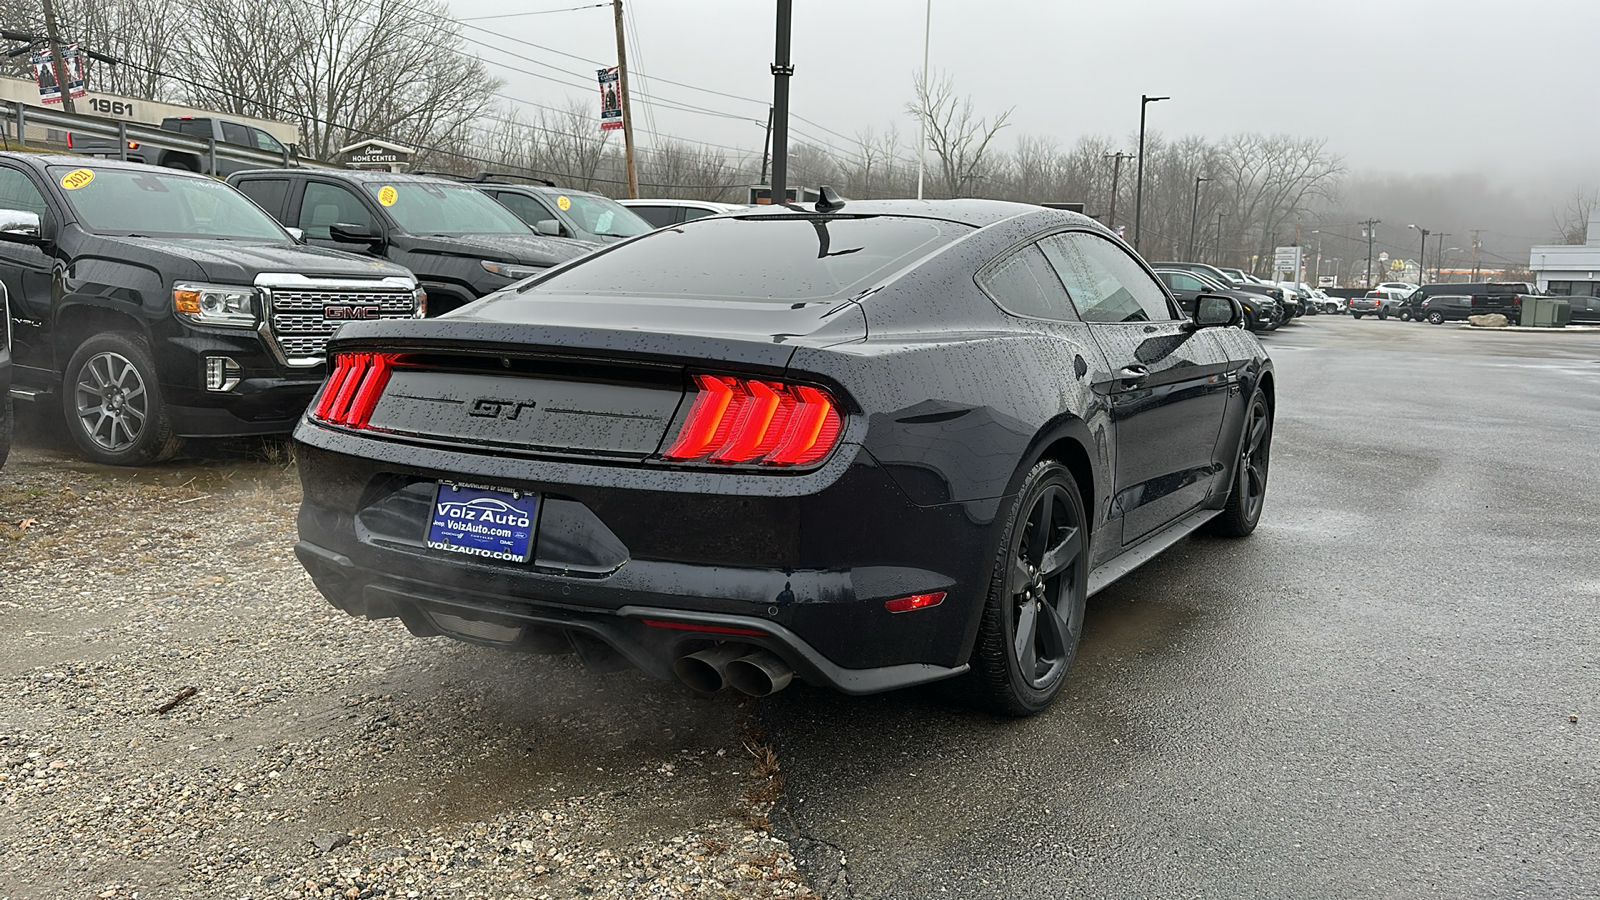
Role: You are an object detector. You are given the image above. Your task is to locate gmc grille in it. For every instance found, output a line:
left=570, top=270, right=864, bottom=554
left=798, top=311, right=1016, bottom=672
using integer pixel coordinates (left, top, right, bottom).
left=262, top=282, right=417, bottom=366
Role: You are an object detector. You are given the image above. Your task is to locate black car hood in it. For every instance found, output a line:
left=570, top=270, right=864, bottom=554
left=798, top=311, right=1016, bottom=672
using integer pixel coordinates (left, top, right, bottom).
left=95, top=236, right=411, bottom=283
left=399, top=233, right=595, bottom=267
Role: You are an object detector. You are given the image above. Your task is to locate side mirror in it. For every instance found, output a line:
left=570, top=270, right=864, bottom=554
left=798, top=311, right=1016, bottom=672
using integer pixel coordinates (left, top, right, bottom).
left=533, top=219, right=562, bottom=237
left=1191, top=295, right=1241, bottom=329
left=0, top=209, right=43, bottom=244
left=328, top=221, right=376, bottom=244
left=284, top=226, right=305, bottom=242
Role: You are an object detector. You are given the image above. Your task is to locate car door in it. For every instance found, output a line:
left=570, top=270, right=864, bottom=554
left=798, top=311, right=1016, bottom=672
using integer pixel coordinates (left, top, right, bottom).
left=0, top=164, right=60, bottom=376
left=294, top=180, right=381, bottom=254
left=1039, top=231, right=1231, bottom=546
left=217, top=122, right=253, bottom=176
left=489, top=190, right=562, bottom=234
left=627, top=205, right=678, bottom=229
left=1155, top=270, right=1209, bottom=315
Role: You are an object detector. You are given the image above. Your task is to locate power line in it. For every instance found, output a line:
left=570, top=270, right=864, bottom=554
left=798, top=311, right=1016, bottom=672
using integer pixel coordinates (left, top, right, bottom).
left=459, top=3, right=608, bottom=21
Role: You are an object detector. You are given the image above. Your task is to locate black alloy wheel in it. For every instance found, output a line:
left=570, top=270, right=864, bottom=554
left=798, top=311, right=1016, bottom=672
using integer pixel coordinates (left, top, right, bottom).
left=1427, top=311, right=1445, bottom=325
left=969, top=461, right=1089, bottom=716
left=0, top=396, right=11, bottom=469
left=62, top=332, right=182, bottom=466
left=1208, top=388, right=1272, bottom=537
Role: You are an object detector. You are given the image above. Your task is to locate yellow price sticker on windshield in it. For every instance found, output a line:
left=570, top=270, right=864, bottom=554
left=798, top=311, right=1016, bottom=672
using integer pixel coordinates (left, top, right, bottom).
left=556, top=195, right=571, bottom=211
left=60, top=168, right=95, bottom=190
left=377, top=185, right=398, bottom=206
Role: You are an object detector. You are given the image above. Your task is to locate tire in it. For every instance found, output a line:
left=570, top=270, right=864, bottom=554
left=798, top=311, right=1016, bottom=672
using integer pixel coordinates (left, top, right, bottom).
left=1351, top=313, right=1363, bottom=319
left=0, top=396, right=11, bottom=470
left=1377, top=309, right=1388, bottom=320
left=1427, top=311, right=1444, bottom=325
left=1207, top=388, right=1272, bottom=538
left=61, top=332, right=182, bottom=466
left=162, top=156, right=198, bottom=173
left=967, top=461, right=1089, bottom=717
left=1399, top=310, right=1412, bottom=321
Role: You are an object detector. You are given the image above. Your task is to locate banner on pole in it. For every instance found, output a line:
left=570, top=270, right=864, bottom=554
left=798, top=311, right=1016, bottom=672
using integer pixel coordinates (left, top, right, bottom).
left=597, top=67, right=623, bottom=132
left=30, top=45, right=87, bottom=105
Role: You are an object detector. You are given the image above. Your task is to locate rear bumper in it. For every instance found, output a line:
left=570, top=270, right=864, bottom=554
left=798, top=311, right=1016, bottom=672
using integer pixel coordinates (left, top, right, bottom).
left=295, top=539, right=969, bottom=695
left=290, top=432, right=1003, bottom=690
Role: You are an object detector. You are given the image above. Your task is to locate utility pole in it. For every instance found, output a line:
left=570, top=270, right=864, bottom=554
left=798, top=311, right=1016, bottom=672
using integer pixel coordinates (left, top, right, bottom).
left=758, top=107, right=773, bottom=185
left=40, top=0, right=76, bottom=115
left=1361, top=218, right=1381, bottom=288
left=915, top=0, right=930, bottom=201
left=1471, top=229, right=1483, bottom=281
left=1214, top=211, right=1226, bottom=265
left=1409, top=224, right=1429, bottom=285
left=768, top=0, right=794, bottom=205
left=611, top=0, right=638, bottom=198
left=1313, top=230, right=1323, bottom=285
left=1133, top=94, right=1168, bottom=252
left=1104, top=151, right=1133, bottom=231
left=1433, top=233, right=1451, bottom=283
left=1187, top=174, right=1209, bottom=260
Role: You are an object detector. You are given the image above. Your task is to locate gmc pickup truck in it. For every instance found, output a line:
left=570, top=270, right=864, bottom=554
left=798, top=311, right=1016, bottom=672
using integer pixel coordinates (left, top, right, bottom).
left=68, top=116, right=295, bottom=176
left=0, top=154, right=421, bottom=465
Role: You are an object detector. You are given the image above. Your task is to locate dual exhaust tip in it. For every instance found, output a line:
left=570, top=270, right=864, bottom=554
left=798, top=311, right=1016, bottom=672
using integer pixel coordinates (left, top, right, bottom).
left=673, top=645, right=794, bottom=697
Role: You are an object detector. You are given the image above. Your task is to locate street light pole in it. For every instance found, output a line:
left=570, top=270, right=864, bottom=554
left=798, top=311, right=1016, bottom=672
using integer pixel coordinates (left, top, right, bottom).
left=1133, top=94, right=1168, bottom=252
left=1433, top=234, right=1452, bottom=283
left=1214, top=212, right=1226, bottom=265
left=1408, top=224, right=1429, bottom=285
left=1187, top=174, right=1209, bottom=260
left=768, top=0, right=794, bottom=206
left=1104, top=151, right=1133, bottom=232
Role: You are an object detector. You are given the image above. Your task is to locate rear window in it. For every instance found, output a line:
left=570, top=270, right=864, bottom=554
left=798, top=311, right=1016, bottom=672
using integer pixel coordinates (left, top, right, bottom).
left=527, top=215, right=969, bottom=302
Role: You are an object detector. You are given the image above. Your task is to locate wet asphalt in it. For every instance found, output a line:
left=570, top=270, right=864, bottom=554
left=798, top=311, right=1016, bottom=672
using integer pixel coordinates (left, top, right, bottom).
left=762, top=315, right=1600, bottom=899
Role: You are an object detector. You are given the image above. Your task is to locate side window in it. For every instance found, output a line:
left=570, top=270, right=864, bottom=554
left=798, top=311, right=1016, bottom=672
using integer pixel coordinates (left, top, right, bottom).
left=252, top=129, right=285, bottom=154
left=220, top=122, right=251, bottom=147
left=1039, top=232, right=1177, bottom=323
left=681, top=207, right=715, bottom=221
left=1172, top=272, right=1207, bottom=292
left=0, top=167, right=48, bottom=218
left=235, top=178, right=289, bottom=218
left=298, top=182, right=374, bottom=239
left=976, top=243, right=1077, bottom=322
left=629, top=205, right=677, bottom=228
left=493, top=191, right=553, bottom=226
left=172, top=118, right=209, bottom=137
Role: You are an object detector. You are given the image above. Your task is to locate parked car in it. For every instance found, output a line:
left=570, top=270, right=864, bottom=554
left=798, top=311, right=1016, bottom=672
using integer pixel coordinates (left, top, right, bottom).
left=1350, top=289, right=1407, bottom=319
left=1418, top=294, right=1474, bottom=324
left=0, top=155, right=421, bottom=465
left=1562, top=295, right=1600, bottom=324
left=291, top=199, right=1274, bottom=717
left=228, top=170, right=595, bottom=316
left=619, top=199, right=749, bottom=229
left=1377, top=281, right=1419, bottom=295
left=0, top=279, right=10, bottom=469
left=69, top=116, right=296, bottom=176
left=1398, top=282, right=1530, bottom=323
left=1150, top=261, right=1289, bottom=325
left=474, top=180, right=654, bottom=244
left=1154, top=268, right=1274, bottom=332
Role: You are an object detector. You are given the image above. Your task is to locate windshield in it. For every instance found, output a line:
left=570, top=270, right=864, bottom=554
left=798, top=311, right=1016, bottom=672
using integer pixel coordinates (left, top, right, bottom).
left=52, top=166, right=287, bottom=240
left=547, top=191, right=652, bottom=238
left=366, top=181, right=532, bottom=235
left=528, top=214, right=971, bottom=302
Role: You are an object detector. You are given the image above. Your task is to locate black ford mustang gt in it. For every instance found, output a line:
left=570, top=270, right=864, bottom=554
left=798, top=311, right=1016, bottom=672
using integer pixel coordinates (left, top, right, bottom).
left=292, top=198, right=1273, bottom=716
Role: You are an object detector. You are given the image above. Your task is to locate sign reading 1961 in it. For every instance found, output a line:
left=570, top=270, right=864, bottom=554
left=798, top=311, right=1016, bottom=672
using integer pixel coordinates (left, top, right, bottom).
left=86, top=98, right=136, bottom=117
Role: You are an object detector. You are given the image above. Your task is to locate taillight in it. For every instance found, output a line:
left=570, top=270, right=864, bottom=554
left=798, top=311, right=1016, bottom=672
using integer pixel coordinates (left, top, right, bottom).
left=66, top=133, right=73, bottom=149
left=311, top=352, right=401, bottom=428
left=662, top=374, right=843, bottom=467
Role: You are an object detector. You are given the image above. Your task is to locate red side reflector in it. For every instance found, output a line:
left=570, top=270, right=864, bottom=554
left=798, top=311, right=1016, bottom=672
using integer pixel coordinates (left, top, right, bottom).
left=662, top=375, right=843, bottom=468
left=884, top=592, right=946, bottom=614
left=642, top=619, right=767, bottom=637
left=311, top=352, right=402, bottom=429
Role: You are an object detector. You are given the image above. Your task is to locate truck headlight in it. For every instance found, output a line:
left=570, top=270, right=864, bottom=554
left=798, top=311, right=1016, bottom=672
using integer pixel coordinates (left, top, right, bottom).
left=174, top=282, right=258, bottom=328
left=480, top=260, right=540, bottom=280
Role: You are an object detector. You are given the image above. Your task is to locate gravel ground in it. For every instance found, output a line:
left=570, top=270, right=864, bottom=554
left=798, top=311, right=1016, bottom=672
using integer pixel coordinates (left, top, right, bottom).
left=0, top=419, right=813, bottom=900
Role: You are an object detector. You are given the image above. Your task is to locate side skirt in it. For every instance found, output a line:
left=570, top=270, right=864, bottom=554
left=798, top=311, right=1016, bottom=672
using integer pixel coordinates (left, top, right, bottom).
left=1087, top=507, right=1221, bottom=597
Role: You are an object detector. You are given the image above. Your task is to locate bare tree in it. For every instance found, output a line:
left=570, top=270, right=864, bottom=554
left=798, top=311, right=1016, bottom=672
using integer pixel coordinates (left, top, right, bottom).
left=906, top=69, right=1013, bottom=198
left=1553, top=188, right=1599, bottom=244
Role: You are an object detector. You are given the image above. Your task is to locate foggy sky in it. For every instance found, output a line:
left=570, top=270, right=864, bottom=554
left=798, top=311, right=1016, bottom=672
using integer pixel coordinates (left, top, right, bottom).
left=445, top=0, right=1600, bottom=260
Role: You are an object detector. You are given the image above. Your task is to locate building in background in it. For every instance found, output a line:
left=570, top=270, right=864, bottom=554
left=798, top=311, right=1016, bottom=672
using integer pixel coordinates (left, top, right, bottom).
left=1529, top=213, right=1600, bottom=295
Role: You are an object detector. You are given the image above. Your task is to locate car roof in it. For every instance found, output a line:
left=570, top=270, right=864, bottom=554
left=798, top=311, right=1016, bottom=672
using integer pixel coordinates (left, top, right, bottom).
left=229, top=168, right=479, bottom=186
left=728, top=198, right=1080, bottom=229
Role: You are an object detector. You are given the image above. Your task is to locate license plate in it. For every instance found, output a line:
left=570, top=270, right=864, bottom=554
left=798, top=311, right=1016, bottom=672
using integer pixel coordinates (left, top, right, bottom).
left=426, top=483, right=537, bottom=563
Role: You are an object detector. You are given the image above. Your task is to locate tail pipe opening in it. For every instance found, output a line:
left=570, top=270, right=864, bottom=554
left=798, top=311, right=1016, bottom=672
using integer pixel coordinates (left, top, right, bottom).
left=673, top=645, right=750, bottom=694
left=725, top=649, right=795, bottom=698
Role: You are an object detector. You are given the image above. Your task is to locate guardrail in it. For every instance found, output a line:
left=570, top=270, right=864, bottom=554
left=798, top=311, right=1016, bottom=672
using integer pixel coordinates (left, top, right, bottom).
left=0, top=101, right=340, bottom=174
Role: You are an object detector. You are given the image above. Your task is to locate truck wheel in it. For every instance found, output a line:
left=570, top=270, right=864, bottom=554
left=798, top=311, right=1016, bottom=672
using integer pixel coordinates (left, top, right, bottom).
left=1427, top=311, right=1444, bottom=325
left=62, top=332, right=182, bottom=466
left=164, top=158, right=198, bottom=172
left=1378, top=309, right=1388, bottom=320
left=1399, top=310, right=1412, bottom=321
left=0, top=396, right=11, bottom=470
left=1352, top=313, right=1363, bottom=319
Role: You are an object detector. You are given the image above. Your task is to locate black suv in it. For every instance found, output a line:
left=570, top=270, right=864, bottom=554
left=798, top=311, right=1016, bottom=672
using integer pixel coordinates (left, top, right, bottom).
left=1417, top=294, right=1474, bottom=324
left=229, top=170, right=595, bottom=315
left=0, top=280, right=11, bottom=469
left=0, top=155, right=421, bottom=465
left=1150, top=261, right=1287, bottom=325
left=1399, top=282, right=1532, bottom=323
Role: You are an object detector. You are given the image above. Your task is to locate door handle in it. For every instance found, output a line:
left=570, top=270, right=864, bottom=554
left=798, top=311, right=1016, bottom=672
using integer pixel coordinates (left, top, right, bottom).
left=1118, top=364, right=1150, bottom=384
